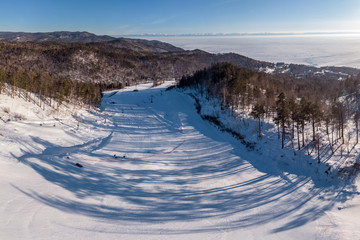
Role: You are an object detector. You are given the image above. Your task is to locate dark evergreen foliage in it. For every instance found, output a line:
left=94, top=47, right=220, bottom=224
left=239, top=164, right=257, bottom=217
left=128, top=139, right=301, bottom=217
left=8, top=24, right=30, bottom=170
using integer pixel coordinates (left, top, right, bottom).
left=179, top=62, right=360, bottom=154
left=0, top=66, right=101, bottom=107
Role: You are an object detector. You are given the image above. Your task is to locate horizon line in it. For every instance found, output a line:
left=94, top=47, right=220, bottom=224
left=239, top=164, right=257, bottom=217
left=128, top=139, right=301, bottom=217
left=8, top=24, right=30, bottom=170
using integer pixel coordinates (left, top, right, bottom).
left=2, top=30, right=360, bottom=38
left=115, top=31, right=360, bottom=37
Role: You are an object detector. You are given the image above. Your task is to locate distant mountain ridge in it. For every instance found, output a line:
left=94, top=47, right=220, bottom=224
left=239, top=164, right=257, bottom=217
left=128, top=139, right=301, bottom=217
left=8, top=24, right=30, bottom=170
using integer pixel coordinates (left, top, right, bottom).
left=0, top=31, right=183, bottom=53
left=0, top=31, right=114, bottom=43
left=0, top=31, right=358, bottom=87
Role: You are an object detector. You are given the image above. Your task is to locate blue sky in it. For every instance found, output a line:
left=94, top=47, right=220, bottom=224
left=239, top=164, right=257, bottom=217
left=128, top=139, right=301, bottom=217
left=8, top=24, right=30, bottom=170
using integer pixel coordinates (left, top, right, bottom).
left=1, top=0, right=360, bottom=35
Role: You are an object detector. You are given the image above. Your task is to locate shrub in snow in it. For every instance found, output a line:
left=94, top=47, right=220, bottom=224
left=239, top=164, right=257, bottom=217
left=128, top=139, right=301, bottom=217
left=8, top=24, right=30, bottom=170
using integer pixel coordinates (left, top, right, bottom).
left=2, top=107, right=10, bottom=114
left=14, top=113, right=26, bottom=121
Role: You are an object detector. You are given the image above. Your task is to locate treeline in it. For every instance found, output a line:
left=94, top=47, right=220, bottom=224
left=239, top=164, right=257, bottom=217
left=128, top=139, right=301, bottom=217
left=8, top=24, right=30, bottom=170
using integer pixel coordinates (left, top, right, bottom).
left=179, top=62, right=360, bottom=160
left=0, top=66, right=102, bottom=107
left=0, top=40, right=279, bottom=91
left=0, top=41, right=202, bottom=87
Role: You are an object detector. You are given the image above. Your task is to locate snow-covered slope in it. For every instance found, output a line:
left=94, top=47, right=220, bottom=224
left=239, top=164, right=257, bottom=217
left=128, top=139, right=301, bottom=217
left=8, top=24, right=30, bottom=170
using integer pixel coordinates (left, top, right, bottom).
left=0, top=82, right=359, bottom=240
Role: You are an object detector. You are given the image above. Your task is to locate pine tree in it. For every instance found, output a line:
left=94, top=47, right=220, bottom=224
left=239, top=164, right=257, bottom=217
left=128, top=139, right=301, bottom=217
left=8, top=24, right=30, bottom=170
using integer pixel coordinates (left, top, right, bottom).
left=250, top=103, right=266, bottom=138
left=309, top=102, right=323, bottom=142
left=274, top=92, right=289, bottom=149
left=299, top=98, right=311, bottom=147
left=0, top=67, right=5, bottom=94
left=354, top=110, right=360, bottom=145
left=332, top=101, right=346, bottom=144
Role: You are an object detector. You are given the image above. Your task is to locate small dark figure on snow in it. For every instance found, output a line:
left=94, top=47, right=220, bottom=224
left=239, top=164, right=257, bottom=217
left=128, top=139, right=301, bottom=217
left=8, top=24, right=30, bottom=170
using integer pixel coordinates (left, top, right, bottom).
left=114, top=154, right=126, bottom=159
left=325, top=166, right=331, bottom=175
left=75, top=163, right=83, bottom=168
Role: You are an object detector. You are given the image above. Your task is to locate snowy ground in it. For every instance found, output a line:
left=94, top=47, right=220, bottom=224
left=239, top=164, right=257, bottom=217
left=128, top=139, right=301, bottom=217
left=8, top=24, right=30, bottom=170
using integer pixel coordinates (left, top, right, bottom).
left=0, top=82, right=359, bottom=239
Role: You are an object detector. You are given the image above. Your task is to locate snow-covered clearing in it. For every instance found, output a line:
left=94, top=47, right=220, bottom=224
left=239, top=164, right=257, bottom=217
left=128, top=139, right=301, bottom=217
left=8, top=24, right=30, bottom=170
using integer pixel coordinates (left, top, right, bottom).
left=0, top=82, right=359, bottom=239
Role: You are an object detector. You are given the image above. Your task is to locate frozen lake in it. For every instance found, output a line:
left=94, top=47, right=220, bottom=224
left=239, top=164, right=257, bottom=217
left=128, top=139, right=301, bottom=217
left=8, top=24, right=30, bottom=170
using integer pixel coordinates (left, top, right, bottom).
left=135, top=34, right=360, bottom=68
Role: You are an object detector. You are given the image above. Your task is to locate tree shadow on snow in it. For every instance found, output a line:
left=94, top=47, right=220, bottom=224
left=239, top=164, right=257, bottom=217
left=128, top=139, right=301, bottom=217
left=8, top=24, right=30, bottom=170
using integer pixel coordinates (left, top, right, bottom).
left=11, top=89, right=360, bottom=236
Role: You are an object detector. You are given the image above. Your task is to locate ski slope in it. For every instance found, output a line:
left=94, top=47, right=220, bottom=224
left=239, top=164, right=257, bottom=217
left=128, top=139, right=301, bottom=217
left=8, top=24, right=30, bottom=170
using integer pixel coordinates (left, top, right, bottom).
left=0, top=82, right=359, bottom=239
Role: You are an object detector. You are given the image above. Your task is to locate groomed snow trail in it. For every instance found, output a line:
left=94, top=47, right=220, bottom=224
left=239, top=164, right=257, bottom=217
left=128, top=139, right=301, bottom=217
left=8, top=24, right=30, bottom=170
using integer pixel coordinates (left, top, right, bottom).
left=0, top=83, right=357, bottom=240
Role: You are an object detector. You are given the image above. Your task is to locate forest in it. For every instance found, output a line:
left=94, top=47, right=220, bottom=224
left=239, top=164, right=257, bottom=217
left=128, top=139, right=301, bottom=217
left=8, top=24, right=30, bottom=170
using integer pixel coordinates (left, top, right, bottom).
left=0, top=66, right=102, bottom=108
left=0, top=39, right=269, bottom=109
left=2, top=36, right=360, bottom=156
left=178, top=62, right=360, bottom=161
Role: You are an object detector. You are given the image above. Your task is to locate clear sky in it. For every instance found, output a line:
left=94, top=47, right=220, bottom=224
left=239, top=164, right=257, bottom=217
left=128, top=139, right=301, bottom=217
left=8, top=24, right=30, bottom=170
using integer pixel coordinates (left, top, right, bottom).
left=1, top=0, right=360, bottom=35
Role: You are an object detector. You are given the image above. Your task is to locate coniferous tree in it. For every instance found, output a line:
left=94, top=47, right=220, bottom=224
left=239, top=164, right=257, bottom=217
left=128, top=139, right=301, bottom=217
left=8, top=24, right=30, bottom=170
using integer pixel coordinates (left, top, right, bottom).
left=332, top=101, right=346, bottom=144
left=354, top=110, right=360, bottom=145
left=299, top=98, right=311, bottom=147
left=274, top=92, right=289, bottom=149
left=0, top=67, right=6, bottom=94
left=288, top=98, right=298, bottom=140
left=250, top=103, right=266, bottom=138
left=309, top=102, right=323, bottom=142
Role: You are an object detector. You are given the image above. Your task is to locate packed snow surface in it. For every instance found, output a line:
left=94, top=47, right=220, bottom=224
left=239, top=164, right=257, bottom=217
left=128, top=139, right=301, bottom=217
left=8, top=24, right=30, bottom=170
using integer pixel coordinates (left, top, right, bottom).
left=0, top=82, right=359, bottom=239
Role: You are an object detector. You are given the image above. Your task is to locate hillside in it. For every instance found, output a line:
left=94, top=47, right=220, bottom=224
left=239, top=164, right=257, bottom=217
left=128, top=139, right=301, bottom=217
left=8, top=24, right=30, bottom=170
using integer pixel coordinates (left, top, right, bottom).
left=0, top=40, right=269, bottom=88
left=0, top=31, right=115, bottom=43
left=1, top=82, right=359, bottom=239
left=0, top=31, right=358, bottom=91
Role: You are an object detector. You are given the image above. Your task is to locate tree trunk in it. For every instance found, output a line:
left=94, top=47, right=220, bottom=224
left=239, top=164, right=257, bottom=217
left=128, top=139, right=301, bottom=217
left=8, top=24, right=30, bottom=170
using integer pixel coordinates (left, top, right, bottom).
left=328, top=134, right=334, bottom=154
left=312, top=119, right=316, bottom=142
left=357, top=120, right=359, bottom=145
left=317, top=139, right=320, bottom=163
left=297, top=124, right=301, bottom=150
left=302, top=124, right=305, bottom=147
left=341, top=119, right=344, bottom=145
left=331, top=123, right=334, bottom=146
left=277, top=125, right=280, bottom=139
left=282, top=124, right=285, bottom=149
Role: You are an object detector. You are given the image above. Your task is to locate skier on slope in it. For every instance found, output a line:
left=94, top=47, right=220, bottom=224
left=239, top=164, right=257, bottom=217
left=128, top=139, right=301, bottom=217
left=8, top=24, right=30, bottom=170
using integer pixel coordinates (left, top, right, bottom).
left=114, top=154, right=126, bottom=159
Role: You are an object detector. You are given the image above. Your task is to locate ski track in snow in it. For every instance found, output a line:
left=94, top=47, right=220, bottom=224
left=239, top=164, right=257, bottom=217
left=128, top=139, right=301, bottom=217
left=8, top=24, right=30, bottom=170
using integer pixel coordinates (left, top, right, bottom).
left=0, top=82, right=359, bottom=240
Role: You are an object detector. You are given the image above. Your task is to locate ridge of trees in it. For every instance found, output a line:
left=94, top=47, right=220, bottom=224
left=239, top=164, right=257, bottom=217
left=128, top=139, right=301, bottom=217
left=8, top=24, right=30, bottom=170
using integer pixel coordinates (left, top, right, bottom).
left=0, top=66, right=101, bottom=108
left=0, top=41, right=207, bottom=87
left=178, top=62, right=360, bottom=162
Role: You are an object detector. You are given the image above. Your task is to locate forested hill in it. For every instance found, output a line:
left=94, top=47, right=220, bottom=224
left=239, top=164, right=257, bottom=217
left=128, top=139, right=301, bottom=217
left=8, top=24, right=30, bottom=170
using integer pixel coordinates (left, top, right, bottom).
left=0, top=36, right=272, bottom=89
left=0, top=32, right=272, bottom=108
left=0, top=31, right=359, bottom=108
left=0, top=31, right=115, bottom=43
left=178, top=62, right=360, bottom=152
left=0, top=31, right=184, bottom=53
left=1, top=31, right=358, bottom=89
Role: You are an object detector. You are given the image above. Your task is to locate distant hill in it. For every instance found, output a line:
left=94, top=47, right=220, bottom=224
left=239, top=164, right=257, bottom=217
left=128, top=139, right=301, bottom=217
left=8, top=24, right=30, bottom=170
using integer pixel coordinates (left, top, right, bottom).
left=107, top=38, right=184, bottom=53
left=0, top=31, right=183, bottom=53
left=0, top=31, right=114, bottom=43
left=0, top=31, right=358, bottom=89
